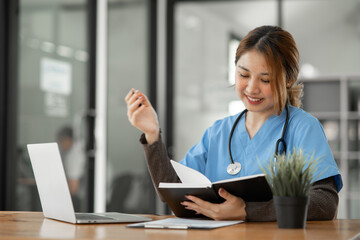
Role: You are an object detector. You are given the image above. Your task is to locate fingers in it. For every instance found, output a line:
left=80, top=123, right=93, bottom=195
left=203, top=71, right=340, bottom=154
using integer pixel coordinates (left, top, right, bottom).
left=218, top=188, right=234, bottom=201
left=181, top=195, right=220, bottom=220
left=185, top=195, right=215, bottom=209
left=127, top=98, right=140, bottom=119
left=125, top=89, right=141, bottom=106
left=182, top=200, right=216, bottom=219
left=125, top=89, right=150, bottom=108
left=124, top=88, right=135, bottom=102
left=125, top=89, right=147, bottom=119
left=181, top=193, right=246, bottom=220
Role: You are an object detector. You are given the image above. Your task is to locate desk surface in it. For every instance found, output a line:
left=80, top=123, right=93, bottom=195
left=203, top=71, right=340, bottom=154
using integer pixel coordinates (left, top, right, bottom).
left=0, top=211, right=359, bottom=240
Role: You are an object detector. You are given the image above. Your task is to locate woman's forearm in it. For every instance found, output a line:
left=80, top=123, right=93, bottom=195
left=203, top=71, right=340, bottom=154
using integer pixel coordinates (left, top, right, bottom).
left=140, top=133, right=180, bottom=202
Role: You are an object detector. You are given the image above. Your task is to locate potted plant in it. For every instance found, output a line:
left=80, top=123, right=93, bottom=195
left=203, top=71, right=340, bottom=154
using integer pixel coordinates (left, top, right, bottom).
left=261, top=148, right=324, bottom=229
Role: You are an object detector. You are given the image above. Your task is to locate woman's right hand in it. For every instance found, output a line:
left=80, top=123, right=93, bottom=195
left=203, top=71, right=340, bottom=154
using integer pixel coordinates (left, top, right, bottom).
left=125, top=88, right=160, bottom=144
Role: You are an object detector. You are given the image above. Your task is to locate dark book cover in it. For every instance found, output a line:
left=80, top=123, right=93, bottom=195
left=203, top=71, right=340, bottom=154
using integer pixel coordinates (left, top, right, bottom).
left=158, top=174, right=272, bottom=218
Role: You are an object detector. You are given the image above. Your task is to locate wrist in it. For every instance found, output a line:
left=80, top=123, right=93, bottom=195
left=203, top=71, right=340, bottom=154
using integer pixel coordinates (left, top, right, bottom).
left=145, top=128, right=160, bottom=145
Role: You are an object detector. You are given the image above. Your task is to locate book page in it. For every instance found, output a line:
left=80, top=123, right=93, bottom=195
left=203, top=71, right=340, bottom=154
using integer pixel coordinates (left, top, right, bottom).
left=170, top=160, right=211, bottom=185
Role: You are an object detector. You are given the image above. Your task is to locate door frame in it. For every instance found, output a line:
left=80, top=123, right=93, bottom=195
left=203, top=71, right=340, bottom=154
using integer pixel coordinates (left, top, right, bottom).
left=0, top=0, right=19, bottom=211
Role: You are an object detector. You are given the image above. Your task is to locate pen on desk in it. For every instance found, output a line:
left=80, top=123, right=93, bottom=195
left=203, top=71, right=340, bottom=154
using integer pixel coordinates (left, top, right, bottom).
left=167, top=225, right=189, bottom=229
left=144, top=224, right=164, bottom=229
left=144, top=224, right=189, bottom=229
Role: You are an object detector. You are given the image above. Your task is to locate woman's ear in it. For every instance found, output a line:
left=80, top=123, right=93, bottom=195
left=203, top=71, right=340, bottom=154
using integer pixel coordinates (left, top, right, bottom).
left=286, top=80, right=293, bottom=89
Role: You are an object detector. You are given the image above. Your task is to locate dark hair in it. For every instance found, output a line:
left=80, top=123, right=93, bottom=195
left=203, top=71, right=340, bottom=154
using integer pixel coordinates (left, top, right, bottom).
left=57, top=126, right=73, bottom=140
left=235, top=25, right=303, bottom=115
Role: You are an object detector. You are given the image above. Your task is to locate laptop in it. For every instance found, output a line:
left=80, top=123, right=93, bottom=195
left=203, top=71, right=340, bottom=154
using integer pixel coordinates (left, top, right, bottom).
left=27, top=142, right=152, bottom=224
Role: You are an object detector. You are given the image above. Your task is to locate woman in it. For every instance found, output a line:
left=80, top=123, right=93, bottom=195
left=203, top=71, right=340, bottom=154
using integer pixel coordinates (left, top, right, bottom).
left=125, top=25, right=342, bottom=221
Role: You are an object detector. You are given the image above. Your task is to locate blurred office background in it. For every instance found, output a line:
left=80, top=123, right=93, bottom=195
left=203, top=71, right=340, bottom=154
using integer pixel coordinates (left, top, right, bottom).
left=0, top=0, right=360, bottom=219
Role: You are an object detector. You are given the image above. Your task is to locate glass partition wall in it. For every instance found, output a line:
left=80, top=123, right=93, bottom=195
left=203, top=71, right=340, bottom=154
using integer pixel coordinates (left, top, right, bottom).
left=13, top=0, right=157, bottom=214
left=106, top=0, right=156, bottom=214
left=3, top=0, right=157, bottom=214
left=284, top=0, right=360, bottom=220
left=16, top=0, right=90, bottom=211
left=12, top=0, right=156, bottom=213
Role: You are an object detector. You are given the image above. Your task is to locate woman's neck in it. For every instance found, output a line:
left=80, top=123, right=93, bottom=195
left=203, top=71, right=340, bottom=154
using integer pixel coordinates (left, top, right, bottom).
left=245, top=110, right=275, bottom=139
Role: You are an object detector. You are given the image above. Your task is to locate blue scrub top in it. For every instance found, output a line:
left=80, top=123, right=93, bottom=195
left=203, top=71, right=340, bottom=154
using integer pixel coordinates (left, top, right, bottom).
left=180, top=105, right=343, bottom=192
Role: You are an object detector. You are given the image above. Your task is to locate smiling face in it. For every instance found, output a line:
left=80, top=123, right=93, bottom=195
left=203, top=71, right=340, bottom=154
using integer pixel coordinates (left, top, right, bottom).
left=235, top=49, right=275, bottom=117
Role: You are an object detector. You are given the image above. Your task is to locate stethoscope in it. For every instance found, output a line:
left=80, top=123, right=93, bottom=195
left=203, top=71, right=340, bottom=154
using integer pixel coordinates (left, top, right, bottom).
left=227, top=104, right=290, bottom=175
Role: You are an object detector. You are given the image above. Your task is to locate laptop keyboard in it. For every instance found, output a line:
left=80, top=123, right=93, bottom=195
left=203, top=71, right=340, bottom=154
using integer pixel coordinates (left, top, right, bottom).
left=75, top=213, right=114, bottom=221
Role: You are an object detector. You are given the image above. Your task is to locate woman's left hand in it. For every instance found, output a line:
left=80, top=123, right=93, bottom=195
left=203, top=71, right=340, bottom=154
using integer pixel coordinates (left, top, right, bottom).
left=181, top=188, right=247, bottom=220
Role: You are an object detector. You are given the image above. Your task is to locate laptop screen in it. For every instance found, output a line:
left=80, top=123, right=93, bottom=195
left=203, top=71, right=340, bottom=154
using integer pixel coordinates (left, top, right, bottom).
left=27, top=142, right=77, bottom=223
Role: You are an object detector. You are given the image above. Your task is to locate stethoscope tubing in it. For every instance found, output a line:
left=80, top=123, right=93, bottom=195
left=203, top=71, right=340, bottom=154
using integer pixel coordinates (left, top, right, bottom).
left=228, top=104, right=290, bottom=167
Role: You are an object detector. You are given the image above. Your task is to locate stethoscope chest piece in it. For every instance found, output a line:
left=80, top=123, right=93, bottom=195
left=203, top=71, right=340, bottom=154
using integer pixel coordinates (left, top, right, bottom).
left=227, top=162, right=241, bottom=175
left=226, top=104, right=290, bottom=176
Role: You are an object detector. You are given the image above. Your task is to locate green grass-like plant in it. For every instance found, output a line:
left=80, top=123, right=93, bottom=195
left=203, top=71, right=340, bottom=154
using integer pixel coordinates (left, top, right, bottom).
left=260, top=148, right=324, bottom=197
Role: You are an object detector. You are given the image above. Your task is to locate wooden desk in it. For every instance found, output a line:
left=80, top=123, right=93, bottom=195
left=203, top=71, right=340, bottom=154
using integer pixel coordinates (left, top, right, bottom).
left=0, top=211, right=359, bottom=240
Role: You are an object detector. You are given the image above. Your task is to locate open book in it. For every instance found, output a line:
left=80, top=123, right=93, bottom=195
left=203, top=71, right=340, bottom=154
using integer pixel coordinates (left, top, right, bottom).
left=158, top=160, right=272, bottom=218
